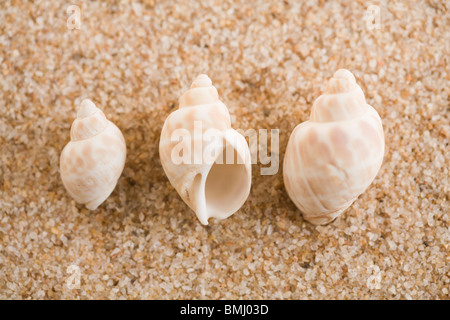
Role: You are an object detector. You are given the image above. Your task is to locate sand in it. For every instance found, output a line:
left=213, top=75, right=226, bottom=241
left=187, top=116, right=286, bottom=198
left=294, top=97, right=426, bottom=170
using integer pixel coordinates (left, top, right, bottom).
left=0, top=0, right=448, bottom=299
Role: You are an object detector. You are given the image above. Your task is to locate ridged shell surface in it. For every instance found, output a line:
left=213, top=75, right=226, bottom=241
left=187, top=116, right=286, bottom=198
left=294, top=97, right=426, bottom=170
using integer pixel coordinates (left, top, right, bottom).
left=60, top=99, right=126, bottom=210
left=283, top=69, right=385, bottom=225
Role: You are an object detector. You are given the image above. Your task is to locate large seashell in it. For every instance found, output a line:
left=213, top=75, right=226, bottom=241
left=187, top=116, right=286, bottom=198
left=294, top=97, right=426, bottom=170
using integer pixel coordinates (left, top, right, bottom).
left=283, top=69, right=385, bottom=225
left=159, top=74, right=252, bottom=225
left=60, top=99, right=126, bottom=210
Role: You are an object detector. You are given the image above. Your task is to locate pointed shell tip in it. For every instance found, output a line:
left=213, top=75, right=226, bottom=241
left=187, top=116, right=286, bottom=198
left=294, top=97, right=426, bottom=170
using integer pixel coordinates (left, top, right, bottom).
left=191, top=74, right=212, bottom=88
left=77, top=99, right=98, bottom=119
left=333, top=69, right=355, bottom=81
left=325, top=69, right=356, bottom=94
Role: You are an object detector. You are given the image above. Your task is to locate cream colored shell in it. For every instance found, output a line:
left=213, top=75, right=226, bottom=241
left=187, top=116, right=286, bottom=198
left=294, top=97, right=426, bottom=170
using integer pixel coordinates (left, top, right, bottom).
left=60, top=99, right=126, bottom=210
left=283, top=69, right=385, bottom=225
left=159, top=75, right=252, bottom=225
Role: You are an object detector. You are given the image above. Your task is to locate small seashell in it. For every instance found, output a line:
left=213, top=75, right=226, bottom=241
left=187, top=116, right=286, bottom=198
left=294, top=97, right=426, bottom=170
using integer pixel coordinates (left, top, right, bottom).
left=159, top=75, right=252, bottom=225
left=283, top=69, right=385, bottom=225
left=60, top=99, right=126, bottom=210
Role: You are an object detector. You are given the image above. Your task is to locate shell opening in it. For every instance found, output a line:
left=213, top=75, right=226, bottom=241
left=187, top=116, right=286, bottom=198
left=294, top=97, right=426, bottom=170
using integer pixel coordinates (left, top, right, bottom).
left=193, top=144, right=251, bottom=225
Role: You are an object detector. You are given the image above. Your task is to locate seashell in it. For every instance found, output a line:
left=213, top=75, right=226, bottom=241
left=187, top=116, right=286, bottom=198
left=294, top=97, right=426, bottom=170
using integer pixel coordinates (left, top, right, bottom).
left=60, top=99, right=126, bottom=210
left=159, top=74, right=252, bottom=225
left=283, top=69, right=385, bottom=225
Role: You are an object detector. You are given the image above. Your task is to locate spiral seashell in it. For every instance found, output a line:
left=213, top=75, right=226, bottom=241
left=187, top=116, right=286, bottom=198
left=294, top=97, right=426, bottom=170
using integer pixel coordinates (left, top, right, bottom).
left=283, top=69, right=385, bottom=225
left=60, top=99, right=126, bottom=210
left=159, top=74, right=252, bottom=225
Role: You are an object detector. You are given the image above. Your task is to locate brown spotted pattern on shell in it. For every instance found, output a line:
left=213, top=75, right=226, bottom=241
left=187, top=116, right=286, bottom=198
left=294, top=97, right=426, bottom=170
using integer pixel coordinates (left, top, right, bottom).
left=283, top=69, right=385, bottom=225
left=60, top=99, right=126, bottom=210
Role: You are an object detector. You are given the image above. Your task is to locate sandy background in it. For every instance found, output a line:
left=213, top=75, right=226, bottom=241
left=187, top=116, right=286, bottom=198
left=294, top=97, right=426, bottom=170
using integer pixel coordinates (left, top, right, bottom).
left=0, top=0, right=449, bottom=299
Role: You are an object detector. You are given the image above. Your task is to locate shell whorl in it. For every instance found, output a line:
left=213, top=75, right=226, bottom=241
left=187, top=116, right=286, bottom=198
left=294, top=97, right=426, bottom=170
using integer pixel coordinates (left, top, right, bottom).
left=70, top=99, right=108, bottom=141
left=179, top=74, right=220, bottom=108
left=310, top=69, right=368, bottom=123
left=325, top=69, right=357, bottom=94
